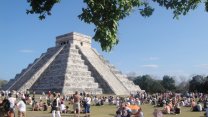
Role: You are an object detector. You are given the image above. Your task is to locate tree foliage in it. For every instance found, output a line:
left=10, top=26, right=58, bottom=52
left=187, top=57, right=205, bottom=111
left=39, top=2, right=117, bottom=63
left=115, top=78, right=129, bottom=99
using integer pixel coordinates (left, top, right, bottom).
left=26, top=0, right=208, bottom=51
left=133, top=74, right=208, bottom=93
left=0, top=80, right=8, bottom=90
left=161, top=75, right=176, bottom=91
left=25, top=0, right=152, bottom=51
left=175, top=81, right=189, bottom=93
left=189, top=75, right=207, bottom=93
left=133, top=75, right=165, bottom=93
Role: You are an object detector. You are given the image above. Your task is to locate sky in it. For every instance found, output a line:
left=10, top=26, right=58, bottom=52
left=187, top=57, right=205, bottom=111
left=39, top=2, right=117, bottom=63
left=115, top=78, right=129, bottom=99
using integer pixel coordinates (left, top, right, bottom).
left=1, top=0, right=208, bottom=81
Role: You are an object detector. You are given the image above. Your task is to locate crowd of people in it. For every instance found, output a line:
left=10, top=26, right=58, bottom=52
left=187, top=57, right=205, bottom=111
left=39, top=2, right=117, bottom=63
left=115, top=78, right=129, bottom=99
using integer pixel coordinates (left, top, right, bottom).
left=0, top=91, right=26, bottom=117
left=0, top=90, right=93, bottom=117
left=0, top=90, right=208, bottom=117
left=113, top=91, right=208, bottom=117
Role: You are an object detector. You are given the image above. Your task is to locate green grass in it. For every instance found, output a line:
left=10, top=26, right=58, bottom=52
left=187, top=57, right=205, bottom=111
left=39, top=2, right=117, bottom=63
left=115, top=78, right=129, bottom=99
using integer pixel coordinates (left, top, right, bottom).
left=19, top=103, right=205, bottom=117
left=1, top=96, right=205, bottom=117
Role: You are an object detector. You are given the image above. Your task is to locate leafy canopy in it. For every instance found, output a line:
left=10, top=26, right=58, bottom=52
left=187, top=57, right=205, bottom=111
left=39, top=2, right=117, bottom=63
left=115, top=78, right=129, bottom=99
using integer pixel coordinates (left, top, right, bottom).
left=26, top=0, right=207, bottom=51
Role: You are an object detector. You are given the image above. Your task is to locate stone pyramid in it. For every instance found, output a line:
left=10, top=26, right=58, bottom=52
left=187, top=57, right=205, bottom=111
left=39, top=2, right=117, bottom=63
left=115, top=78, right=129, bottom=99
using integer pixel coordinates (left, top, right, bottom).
left=4, top=32, right=142, bottom=95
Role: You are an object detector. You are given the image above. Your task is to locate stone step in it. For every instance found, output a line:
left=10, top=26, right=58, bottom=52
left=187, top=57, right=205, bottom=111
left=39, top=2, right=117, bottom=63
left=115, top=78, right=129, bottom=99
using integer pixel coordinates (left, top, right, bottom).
left=65, top=70, right=91, bottom=76
left=67, top=59, right=84, bottom=64
left=67, top=64, right=88, bottom=69
left=78, top=47, right=130, bottom=95
left=64, top=83, right=99, bottom=88
left=18, top=46, right=65, bottom=91
left=65, top=76, right=94, bottom=80
left=64, top=79, right=95, bottom=83
left=63, top=88, right=102, bottom=94
left=10, top=46, right=62, bottom=91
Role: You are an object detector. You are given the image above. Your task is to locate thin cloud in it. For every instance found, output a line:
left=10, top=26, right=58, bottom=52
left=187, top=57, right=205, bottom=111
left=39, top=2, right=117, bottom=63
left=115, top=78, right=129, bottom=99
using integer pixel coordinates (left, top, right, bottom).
left=141, top=64, right=159, bottom=68
left=148, top=57, right=160, bottom=60
left=196, top=64, right=208, bottom=69
left=19, top=49, right=34, bottom=53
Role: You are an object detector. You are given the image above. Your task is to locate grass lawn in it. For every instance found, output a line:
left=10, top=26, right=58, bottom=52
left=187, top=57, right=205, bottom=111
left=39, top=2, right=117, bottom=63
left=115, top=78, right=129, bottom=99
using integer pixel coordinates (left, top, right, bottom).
left=1, top=95, right=205, bottom=117
left=19, top=103, right=205, bottom=117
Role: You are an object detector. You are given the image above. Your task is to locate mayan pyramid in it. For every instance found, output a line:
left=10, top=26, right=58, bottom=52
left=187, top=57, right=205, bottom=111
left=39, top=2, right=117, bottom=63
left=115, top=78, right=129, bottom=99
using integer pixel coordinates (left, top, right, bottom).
left=4, top=32, right=142, bottom=95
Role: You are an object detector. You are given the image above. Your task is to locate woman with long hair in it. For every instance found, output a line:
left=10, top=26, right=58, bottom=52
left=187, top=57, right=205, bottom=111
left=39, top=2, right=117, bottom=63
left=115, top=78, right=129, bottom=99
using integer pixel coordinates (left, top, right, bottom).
left=16, top=98, right=26, bottom=117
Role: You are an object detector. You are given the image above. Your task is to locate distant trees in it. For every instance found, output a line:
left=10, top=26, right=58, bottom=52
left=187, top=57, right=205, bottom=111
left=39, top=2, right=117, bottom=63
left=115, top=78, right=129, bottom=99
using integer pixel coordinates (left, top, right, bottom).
left=175, top=81, right=189, bottom=93
left=161, top=75, right=176, bottom=91
left=189, top=75, right=208, bottom=93
left=133, top=74, right=208, bottom=94
left=133, top=75, right=165, bottom=93
left=0, top=80, right=8, bottom=90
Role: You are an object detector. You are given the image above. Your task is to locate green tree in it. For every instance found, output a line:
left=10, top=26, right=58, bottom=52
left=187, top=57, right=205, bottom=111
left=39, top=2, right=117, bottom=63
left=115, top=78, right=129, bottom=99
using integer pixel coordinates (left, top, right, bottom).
left=161, top=75, right=176, bottom=91
left=189, top=75, right=206, bottom=92
left=175, top=81, right=189, bottom=93
left=203, top=80, right=208, bottom=93
left=26, top=0, right=207, bottom=51
left=133, top=75, right=165, bottom=93
left=151, top=80, right=165, bottom=93
left=0, top=80, right=8, bottom=90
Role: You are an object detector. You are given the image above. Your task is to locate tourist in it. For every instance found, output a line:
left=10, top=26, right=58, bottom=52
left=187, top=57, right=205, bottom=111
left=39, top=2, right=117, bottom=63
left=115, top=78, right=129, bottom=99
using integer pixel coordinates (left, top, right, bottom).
left=83, top=94, right=91, bottom=117
left=115, top=103, right=131, bottom=117
left=174, top=103, right=181, bottom=114
left=0, top=98, right=3, bottom=117
left=191, top=99, right=197, bottom=111
left=39, top=100, right=44, bottom=111
left=73, top=91, right=80, bottom=117
left=27, top=95, right=32, bottom=105
left=153, top=109, right=163, bottom=117
left=93, top=96, right=100, bottom=106
left=203, top=98, right=208, bottom=111
left=32, top=100, right=37, bottom=111
left=135, top=108, right=144, bottom=117
left=43, top=102, right=48, bottom=111
left=51, top=93, right=61, bottom=117
left=162, top=104, right=170, bottom=114
left=205, top=107, right=208, bottom=117
left=48, top=91, right=51, bottom=98
left=8, top=93, right=16, bottom=117
left=60, top=102, right=67, bottom=113
left=16, top=98, right=26, bottom=117
left=1, top=98, right=10, bottom=117
left=196, top=102, right=202, bottom=111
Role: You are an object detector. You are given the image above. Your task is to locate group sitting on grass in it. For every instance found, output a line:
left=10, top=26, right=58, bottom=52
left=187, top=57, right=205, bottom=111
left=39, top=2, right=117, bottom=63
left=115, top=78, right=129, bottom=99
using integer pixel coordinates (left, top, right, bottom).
left=1, top=90, right=208, bottom=117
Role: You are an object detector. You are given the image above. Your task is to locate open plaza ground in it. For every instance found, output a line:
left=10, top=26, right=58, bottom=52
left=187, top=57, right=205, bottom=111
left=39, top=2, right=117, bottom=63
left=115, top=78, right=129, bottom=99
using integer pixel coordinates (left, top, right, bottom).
left=11, top=103, right=205, bottom=117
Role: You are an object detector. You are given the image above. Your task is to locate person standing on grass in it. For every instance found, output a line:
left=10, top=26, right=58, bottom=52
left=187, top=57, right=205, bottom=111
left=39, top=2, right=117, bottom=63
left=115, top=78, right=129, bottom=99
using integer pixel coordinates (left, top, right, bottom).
left=51, top=93, right=61, bottom=117
left=84, top=94, right=91, bottom=117
left=73, top=91, right=81, bottom=117
left=8, top=93, right=16, bottom=117
left=16, top=98, right=26, bottom=117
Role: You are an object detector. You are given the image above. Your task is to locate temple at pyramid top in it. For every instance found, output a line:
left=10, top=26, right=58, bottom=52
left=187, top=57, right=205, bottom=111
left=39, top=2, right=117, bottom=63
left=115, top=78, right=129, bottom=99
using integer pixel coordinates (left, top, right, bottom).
left=4, top=32, right=143, bottom=95
left=56, top=32, right=91, bottom=48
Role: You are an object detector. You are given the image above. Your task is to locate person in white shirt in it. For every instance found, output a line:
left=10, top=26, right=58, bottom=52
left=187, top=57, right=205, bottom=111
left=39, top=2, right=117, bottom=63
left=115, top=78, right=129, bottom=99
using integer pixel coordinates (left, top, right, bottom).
left=196, top=102, right=202, bottom=111
left=84, top=94, right=91, bottom=117
left=51, top=93, right=61, bottom=117
left=60, top=102, right=67, bottom=113
left=8, top=93, right=16, bottom=117
left=16, top=98, right=26, bottom=117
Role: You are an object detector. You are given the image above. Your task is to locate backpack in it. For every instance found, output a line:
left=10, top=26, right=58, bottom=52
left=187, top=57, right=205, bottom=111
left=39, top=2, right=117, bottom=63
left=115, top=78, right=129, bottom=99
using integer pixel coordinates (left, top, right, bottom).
left=51, top=98, right=57, bottom=110
left=3, top=99, right=10, bottom=112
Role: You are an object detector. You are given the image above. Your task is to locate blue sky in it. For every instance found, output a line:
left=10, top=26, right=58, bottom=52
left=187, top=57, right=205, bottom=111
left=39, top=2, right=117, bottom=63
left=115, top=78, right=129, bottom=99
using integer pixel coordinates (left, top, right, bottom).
left=1, top=0, right=208, bottom=81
